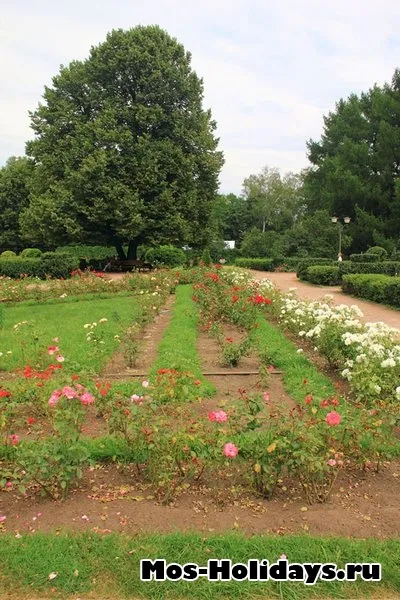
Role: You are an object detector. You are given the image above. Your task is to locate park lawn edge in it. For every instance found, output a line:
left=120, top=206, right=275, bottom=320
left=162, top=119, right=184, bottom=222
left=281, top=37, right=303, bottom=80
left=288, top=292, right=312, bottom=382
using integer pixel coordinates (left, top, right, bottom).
left=0, top=531, right=398, bottom=599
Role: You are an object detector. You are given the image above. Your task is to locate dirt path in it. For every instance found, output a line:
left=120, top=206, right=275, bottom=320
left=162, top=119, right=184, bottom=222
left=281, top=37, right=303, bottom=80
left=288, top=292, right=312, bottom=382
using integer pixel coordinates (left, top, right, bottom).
left=252, top=271, right=400, bottom=329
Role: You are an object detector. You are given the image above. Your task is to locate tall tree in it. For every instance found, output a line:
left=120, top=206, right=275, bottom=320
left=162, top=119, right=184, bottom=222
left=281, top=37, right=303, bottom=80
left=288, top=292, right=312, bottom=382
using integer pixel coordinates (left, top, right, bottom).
left=21, top=26, right=223, bottom=258
left=304, top=69, right=400, bottom=252
left=243, top=166, right=302, bottom=233
left=210, top=193, right=250, bottom=242
left=0, top=156, right=34, bottom=251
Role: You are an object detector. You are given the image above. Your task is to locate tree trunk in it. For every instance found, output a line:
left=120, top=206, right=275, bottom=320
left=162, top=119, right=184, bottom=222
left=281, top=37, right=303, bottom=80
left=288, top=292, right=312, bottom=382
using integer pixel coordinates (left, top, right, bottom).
left=115, top=242, right=126, bottom=260
left=262, top=218, right=266, bottom=233
left=127, top=239, right=139, bottom=260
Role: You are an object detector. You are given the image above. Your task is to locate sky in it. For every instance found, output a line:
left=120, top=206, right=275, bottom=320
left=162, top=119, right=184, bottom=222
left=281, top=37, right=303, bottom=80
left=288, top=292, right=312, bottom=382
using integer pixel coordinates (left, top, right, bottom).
left=1, top=0, right=400, bottom=193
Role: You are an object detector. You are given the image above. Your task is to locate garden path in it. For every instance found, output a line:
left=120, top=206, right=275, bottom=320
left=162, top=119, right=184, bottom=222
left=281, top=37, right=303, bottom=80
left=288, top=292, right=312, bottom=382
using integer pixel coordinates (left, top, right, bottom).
left=251, top=271, right=400, bottom=330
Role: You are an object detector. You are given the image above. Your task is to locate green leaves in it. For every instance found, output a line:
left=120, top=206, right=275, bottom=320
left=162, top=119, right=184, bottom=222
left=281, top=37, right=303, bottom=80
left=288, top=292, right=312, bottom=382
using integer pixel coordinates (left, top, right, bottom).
left=23, top=26, right=223, bottom=255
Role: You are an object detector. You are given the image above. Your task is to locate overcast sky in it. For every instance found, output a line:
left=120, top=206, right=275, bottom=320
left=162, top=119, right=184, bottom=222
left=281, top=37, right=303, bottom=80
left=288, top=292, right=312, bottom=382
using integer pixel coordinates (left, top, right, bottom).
left=1, top=0, right=400, bottom=193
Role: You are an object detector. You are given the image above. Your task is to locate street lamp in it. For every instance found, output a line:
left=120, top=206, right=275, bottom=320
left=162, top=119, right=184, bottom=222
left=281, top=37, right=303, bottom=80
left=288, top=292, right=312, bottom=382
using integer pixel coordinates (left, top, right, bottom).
left=331, top=216, right=351, bottom=259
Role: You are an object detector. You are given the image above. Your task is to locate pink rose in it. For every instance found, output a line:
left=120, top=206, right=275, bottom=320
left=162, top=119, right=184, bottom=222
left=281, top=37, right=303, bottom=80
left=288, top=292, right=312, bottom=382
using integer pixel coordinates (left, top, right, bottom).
left=142, top=380, right=149, bottom=388
left=48, top=389, right=62, bottom=407
left=56, top=355, right=65, bottom=363
left=8, top=434, right=19, bottom=446
left=263, top=392, right=270, bottom=403
left=223, top=442, right=238, bottom=458
left=208, top=410, right=227, bottom=423
left=130, top=394, right=143, bottom=405
left=327, top=459, right=337, bottom=467
left=326, top=411, right=342, bottom=426
left=80, top=392, right=95, bottom=406
left=0, top=515, right=6, bottom=523
left=62, top=386, right=77, bottom=399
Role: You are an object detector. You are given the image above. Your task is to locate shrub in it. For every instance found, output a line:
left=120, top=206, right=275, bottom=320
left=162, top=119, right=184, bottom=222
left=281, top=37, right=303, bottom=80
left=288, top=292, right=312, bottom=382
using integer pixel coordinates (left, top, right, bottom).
left=201, top=248, right=212, bottom=266
left=342, top=274, right=400, bottom=307
left=235, top=257, right=275, bottom=271
left=339, top=261, right=400, bottom=276
left=350, top=253, right=379, bottom=263
left=37, top=252, right=79, bottom=279
left=0, top=258, right=41, bottom=278
left=304, top=266, right=341, bottom=286
left=20, top=248, right=42, bottom=259
left=145, top=245, right=186, bottom=267
left=366, top=246, right=388, bottom=260
left=296, top=258, right=335, bottom=279
left=1, top=251, right=17, bottom=259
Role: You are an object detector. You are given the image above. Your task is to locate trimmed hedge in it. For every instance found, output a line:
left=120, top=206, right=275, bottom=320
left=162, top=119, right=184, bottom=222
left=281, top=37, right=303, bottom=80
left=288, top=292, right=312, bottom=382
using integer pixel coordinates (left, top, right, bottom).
left=0, top=252, right=79, bottom=279
left=145, top=245, right=186, bottom=267
left=350, top=253, right=379, bottom=263
left=342, top=274, right=400, bottom=307
left=20, top=248, right=42, bottom=259
left=296, top=258, right=335, bottom=279
left=235, top=257, right=276, bottom=271
left=0, top=250, right=17, bottom=259
left=235, top=256, right=335, bottom=274
left=339, top=261, right=400, bottom=276
left=304, top=265, right=341, bottom=286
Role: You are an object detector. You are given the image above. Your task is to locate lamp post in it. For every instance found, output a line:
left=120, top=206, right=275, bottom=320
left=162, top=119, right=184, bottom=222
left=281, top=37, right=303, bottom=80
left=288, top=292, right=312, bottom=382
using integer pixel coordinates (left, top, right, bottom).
left=331, top=216, right=351, bottom=259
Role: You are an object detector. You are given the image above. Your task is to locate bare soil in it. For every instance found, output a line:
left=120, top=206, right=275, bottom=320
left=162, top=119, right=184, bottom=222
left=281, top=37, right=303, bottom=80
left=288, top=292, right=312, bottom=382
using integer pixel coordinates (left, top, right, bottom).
left=0, top=461, right=399, bottom=539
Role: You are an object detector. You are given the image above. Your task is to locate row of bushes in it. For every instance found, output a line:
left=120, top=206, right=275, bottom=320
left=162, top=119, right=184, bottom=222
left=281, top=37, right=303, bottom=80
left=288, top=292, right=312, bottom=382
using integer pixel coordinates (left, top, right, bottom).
left=235, top=257, right=335, bottom=273
left=301, top=261, right=400, bottom=286
left=0, top=253, right=79, bottom=279
left=342, top=274, right=400, bottom=307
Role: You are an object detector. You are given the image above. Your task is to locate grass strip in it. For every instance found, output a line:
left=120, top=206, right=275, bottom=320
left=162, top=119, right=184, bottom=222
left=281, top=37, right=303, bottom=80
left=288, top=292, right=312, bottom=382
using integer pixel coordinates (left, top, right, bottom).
left=254, top=315, right=337, bottom=402
left=0, top=295, right=151, bottom=374
left=0, top=532, right=398, bottom=599
left=150, top=285, right=215, bottom=397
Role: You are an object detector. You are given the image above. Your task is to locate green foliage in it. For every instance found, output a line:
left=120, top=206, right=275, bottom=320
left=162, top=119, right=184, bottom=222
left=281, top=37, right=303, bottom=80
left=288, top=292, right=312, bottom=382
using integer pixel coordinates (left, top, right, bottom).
left=339, top=261, right=400, bottom=276
left=350, top=253, right=379, bottom=263
left=342, top=274, right=400, bottom=307
left=0, top=157, right=34, bottom=251
left=304, top=265, right=341, bottom=286
left=304, top=70, right=400, bottom=253
left=296, top=258, right=335, bottom=278
left=201, top=247, right=212, bottom=266
left=235, top=257, right=275, bottom=271
left=240, top=227, right=285, bottom=258
left=243, top=166, right=303, bottom=233
left=20, top=248, right=42, bottom=258
left=0, top=258, right=41, bottom=278
left=284, top=209, right=352, bottom=258
left=1, top=250, right=17, bottom=259
left=145, top=245, right=186, bottom=267
left=56, top=245, right=116, bottom=260
left=21, top=26, right=223, bottom=257
left=366, top=246, right=389, bottom=260
left=37, top=252, right=79, bottom=279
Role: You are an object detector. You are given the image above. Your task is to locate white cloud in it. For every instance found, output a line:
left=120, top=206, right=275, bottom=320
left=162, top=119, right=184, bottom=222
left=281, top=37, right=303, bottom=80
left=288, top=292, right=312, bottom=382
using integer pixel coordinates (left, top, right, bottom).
left=1, top=0, right=399, bottom=192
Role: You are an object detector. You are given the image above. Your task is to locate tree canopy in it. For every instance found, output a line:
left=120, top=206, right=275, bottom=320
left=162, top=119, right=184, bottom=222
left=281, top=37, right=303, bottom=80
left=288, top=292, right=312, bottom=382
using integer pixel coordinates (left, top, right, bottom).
left=0, top=156, right=34, bottom=251
left=304, top=69, right=400, bottom=253
left=21, top=26, right=223, bottom=258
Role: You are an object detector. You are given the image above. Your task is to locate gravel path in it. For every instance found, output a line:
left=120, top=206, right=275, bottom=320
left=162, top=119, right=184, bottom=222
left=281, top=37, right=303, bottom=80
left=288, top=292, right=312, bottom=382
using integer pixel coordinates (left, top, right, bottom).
left=251, top=271, right=400, bottom=330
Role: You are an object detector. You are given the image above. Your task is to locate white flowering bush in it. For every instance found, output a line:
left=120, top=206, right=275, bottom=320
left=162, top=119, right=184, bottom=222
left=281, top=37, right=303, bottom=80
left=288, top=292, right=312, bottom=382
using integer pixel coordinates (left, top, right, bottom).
left=236, top=277, right=400, bottom=408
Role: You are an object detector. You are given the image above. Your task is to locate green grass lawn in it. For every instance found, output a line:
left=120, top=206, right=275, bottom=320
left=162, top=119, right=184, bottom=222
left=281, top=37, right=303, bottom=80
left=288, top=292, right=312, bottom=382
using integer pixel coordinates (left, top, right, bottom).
left=150, top=284, right=215, bottom=397
left=0, top=532, right=398, bottom=599
left=0, top=294, right=148, bottom=374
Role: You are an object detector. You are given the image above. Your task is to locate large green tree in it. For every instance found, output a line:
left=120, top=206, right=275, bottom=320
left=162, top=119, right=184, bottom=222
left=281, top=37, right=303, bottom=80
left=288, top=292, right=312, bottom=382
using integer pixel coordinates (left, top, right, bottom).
left=304, top=69, right=400, bottom=252
left=21, top=26, right=223, bottom=258
left=0, top=156, right=34, bottom=251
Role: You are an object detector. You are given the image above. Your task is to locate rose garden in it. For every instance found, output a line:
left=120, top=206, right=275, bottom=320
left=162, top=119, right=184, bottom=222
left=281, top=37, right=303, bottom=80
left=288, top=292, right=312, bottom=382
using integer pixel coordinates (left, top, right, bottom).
left=0, top=263, right=399, bottom=598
